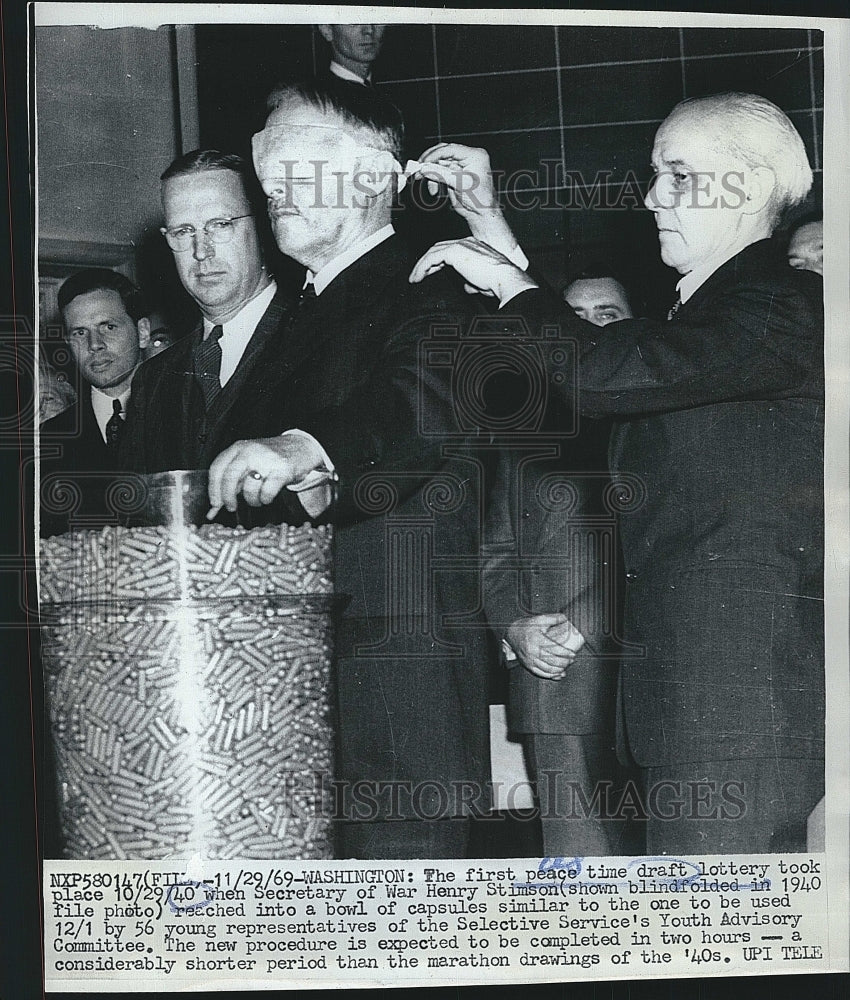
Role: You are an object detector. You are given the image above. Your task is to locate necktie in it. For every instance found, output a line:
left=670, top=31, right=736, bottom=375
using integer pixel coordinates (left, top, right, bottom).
left=193, top=324, right=224, bottom=408
left=667, top=296, right=682, bottom=321
left=105, top=398, right=124, bottom=451
left=290, top=283, right=317, bottom=329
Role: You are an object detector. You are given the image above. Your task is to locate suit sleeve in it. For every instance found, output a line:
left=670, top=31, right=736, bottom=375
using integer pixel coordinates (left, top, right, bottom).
left=118, top=362, right=150, bottom=473
left=507, top=270, right=822, bottom=418
left=481, top=449, right=525, bottom=641
left=294, top=279, right=481, bottom=524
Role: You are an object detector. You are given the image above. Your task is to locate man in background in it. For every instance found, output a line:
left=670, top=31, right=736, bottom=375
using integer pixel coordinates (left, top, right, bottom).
left=142, top=326, right=173, bottom=361
left=562, top=264, right=635, bottom=325
left=318, top=23, right=386, bottom=86
left=787, top=214, right=823, bottom=276
left=483, top=261, right=637, bottom=857
left=38, top=356, right=76, bottom=424
left=40, top=269, right=150, bottom=537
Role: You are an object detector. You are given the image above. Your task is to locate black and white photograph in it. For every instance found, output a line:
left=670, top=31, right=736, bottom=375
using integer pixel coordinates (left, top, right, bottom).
left=18, top=1, right=849, bottom=992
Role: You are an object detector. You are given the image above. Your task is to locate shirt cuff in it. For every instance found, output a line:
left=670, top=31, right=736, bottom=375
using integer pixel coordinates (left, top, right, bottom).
left=495, top=242, right=537, bottom=306
left=280, top=429, right=337, bottom=517
left=501, top=638, right=518, bottom=663
left=281, top=428, right=336, bottom=482
left=503, top=242, right=529, bottom=272
left=498, top=276, right=540, bottom=309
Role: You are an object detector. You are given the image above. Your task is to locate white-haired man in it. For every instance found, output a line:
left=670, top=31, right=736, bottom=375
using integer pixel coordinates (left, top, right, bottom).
left=206, top=80, right=490, bottom=860
left=411, top=93, right=824, bottom=855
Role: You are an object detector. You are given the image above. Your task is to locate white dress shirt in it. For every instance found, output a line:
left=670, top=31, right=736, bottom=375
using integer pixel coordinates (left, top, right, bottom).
left=201, top=279, right=277, bottom=385
left=676, top=247, right=745, bottom=304
left=329, top=60, right=370, bottom=85
left=90, top=385, right=131, bottom=443
left=307, top=224, right=395, bottom=295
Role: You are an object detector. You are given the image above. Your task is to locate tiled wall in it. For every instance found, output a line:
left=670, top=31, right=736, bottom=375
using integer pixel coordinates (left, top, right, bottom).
left=196, top=23, right=823, bottom=307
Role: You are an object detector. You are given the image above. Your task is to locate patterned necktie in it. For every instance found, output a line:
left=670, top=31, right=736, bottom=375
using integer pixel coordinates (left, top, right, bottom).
left=105, top=398, right=124, bottom=452
left=193, top=324, right=224, bottom=408
left=667, top=296, right=682, bottom=321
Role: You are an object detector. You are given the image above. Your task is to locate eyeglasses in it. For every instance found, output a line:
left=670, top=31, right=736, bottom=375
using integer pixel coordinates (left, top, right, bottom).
left=160, top=214, right=253, bottom=252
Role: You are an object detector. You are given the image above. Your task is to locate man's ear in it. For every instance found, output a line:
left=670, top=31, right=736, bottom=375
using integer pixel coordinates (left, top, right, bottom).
left=357, top=150, right=398, bottom=201
left=741, top=166, right=777, bottom=217
left=317, top=25, right=333, bottom=45
left=137, top=317, right=151, bottom=350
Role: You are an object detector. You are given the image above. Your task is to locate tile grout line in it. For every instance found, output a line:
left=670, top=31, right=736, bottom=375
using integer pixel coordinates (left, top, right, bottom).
left=431, top=24, right=442, bottom=142
left=375, top=46, right=823, bottom=86
left=424, top=106, right=821, bottom=140
left=806, top=29, right=821, bottom=173
left=553, top=26, right=567, bottom=181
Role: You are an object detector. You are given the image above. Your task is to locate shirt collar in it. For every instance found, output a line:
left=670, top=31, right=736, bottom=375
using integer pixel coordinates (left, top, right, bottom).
left=202, top=279, right=277, bottom=339
left=676, top=245, right=749, bottom=304
left=307, top=225, right=394, bottom=296
left=330, top=61, right=370, bottom=85
left=90, top=383, right=132, bottom=442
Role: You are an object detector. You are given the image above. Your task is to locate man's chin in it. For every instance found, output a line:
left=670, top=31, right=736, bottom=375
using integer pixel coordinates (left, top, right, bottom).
left=658, top=248, right=687, bottom=272
left=192, top=289, right=232, bottom=311
left=86, top=366, right=116, bottom=388
left=271, top=221, right=300, bottom=254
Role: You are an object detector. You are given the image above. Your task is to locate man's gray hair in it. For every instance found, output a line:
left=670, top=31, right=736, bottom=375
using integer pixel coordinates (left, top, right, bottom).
left=671, top=92, right=813, bottom=224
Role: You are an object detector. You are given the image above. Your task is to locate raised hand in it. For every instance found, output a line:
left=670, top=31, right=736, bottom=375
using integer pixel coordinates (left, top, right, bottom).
left=409, top=237, right=538, bottom=302
left=415, top=142, right=519, bottom=256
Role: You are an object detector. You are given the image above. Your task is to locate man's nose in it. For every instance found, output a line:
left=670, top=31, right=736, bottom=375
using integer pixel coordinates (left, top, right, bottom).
left=267, top=183, right=294, bottom=211
left=646, top=172, right=680, bottom=213
left=644, top=175, right=662, bottom=211
left=87, top=329, right=106, bottom=351
left=192, top=229, right=214, bottom=261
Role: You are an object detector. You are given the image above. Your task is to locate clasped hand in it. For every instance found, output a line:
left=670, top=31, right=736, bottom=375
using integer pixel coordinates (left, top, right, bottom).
left=505, top=613, right=586, bottom=680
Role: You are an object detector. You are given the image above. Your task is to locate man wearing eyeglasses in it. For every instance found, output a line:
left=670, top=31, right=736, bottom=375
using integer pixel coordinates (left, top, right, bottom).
left=121, top=149, right=302, bottom=481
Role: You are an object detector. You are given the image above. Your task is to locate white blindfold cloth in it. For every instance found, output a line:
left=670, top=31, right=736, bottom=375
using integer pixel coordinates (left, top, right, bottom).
left=252, top=122, right=424, bottom=200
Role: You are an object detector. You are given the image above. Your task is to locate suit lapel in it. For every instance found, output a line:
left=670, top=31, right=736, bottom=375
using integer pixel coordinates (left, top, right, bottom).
left=77, top=393, right=119, bottom=470
left=171, top=325, right=204, bottom=468
left=678, top=238, right=776, bottom=317
left=271, top=236, right=406, bottom=389
left=203, top=291, right=292, bottom=436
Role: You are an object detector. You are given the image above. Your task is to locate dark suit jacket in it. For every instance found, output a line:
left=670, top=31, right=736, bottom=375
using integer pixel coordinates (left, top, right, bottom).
left=289, top=237, right=492, bottom=821
left=121, top=290, right=294, bottom=475
left=122, top=239, right=492, bottom=819
left=482, top=407, right=618, bottom=737
left=505, top=238, right=824, bottom=767
left=39, top=393, right=121, bottom=537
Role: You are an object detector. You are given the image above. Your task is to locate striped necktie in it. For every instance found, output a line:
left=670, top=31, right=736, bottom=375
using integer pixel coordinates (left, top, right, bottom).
left=193, top=324, right=224, bottom=408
